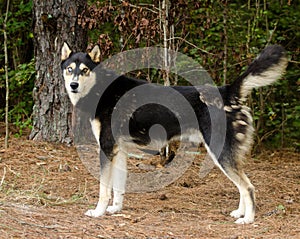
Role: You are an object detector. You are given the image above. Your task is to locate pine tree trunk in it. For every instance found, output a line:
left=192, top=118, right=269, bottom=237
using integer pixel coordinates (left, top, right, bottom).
left=30, top=0, right=87, bottom=143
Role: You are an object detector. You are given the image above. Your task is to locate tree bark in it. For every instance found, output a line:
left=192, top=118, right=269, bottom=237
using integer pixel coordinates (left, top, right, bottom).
left=30, top=0, right=87, bottom=143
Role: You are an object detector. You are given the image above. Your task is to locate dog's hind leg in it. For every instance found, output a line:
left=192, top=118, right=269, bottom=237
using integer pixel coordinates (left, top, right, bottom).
left=225, top=166, right=255, bottom=224
left=106, top=150, right=127, bottom=214
left=85, top=150, right=113, bottom=217
left=206, top=147, right=255, bottom=224
left=221, top=166, right=255, bottom=224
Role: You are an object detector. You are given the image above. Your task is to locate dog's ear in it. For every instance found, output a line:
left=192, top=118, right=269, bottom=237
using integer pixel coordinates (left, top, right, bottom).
left=88, top=45, right=101, bottom=63
left=61, top=42, right=72, bottom=61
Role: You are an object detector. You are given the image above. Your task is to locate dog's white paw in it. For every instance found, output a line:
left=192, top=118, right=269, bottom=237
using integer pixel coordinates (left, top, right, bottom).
left=234, top=217, right=254, bottom=224
left=230, top=209, right=244, bottom=219
left=85, top=209, right=104, bottom=218
left=106, top=205, right=122, bottom=214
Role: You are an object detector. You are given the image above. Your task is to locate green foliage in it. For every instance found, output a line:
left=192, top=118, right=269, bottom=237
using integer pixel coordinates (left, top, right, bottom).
left=1, top=0, right=299, bottom=147
left=0, top=60, right=34, bottom=136
left=0, top=0, right=34, bottom=136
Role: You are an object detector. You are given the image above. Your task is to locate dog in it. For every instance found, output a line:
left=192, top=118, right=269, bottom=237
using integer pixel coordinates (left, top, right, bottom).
left=61, top=42, right=287, bottom=224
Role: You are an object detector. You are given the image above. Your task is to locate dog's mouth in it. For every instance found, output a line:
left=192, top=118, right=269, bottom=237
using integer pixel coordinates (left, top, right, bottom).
left=71, top=89, right=78, bottom=93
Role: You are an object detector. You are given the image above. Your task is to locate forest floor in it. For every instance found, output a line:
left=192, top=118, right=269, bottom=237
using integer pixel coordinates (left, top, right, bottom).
left=0, top=130, right=299, bottom=238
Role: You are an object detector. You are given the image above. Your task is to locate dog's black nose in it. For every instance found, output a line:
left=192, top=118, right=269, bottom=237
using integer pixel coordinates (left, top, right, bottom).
left=70, top=82, right=79, bottom=90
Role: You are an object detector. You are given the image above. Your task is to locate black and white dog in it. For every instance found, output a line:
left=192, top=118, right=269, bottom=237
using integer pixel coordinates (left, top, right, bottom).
left=61, top=43, right=287, bottom=224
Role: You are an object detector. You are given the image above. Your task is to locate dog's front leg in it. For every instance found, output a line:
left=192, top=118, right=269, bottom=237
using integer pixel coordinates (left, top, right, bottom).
left=85, top=151, right=113, bottom=217
left=106, top=150, right=127, bottom=214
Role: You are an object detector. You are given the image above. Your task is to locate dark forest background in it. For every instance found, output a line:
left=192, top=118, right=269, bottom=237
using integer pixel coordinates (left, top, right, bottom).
left=0, top=0, right=299, bottom=151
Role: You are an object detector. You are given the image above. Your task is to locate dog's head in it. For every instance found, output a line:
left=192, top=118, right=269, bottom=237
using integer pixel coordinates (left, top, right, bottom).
left=61, top=42, right=100, bottom=105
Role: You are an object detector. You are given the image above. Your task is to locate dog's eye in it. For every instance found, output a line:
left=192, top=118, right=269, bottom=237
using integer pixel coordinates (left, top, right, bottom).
left=81, top=68, right=89, bottom=74
left=67, top=67, right=73, bottom=73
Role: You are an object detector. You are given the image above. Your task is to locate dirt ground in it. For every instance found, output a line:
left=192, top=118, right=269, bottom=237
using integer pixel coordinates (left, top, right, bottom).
left=0, top=133, right=299, bottom=239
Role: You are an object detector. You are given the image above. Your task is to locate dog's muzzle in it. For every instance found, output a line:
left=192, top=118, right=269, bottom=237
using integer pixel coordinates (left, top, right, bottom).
left=70, top=82, right=79, bottom=91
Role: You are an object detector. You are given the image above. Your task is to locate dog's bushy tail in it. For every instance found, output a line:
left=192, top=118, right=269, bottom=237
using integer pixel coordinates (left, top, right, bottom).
left=230, top=45, right=288, bottom=101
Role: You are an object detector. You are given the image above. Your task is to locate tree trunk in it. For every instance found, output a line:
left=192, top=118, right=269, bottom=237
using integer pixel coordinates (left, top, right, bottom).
left=30, top=0, right=87, bottom=143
